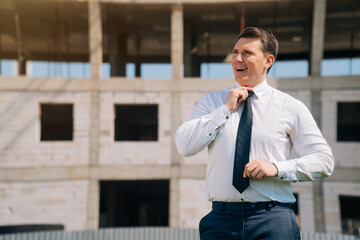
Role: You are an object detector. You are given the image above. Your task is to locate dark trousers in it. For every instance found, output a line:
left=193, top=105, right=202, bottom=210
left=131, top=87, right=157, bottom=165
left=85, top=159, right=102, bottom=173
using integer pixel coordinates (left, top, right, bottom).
left=199, top=201, right=301, bottom=240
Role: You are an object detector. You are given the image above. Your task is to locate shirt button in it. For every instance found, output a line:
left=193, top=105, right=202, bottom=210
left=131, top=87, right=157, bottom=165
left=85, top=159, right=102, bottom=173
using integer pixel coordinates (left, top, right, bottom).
left=209, top=133, right=212, bottom=136
left=241, top=198, right=244, bottom=201
left=280, top=177, right=284, bottom=179
left=226, top=116, right=229, bottom=119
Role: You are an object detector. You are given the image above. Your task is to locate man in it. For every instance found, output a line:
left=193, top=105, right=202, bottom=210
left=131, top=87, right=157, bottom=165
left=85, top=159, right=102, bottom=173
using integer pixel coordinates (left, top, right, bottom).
left=175, top=27, right=334, bottom=240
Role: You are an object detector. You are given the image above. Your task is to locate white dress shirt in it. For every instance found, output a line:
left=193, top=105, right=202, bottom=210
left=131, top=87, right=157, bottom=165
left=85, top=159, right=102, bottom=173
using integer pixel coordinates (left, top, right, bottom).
left=175, top=80, right=334, bottom=203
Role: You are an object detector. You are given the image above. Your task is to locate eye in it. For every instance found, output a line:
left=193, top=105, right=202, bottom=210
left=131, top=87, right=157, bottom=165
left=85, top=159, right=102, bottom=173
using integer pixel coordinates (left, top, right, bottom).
left=233, top=50, right=238, bottom=55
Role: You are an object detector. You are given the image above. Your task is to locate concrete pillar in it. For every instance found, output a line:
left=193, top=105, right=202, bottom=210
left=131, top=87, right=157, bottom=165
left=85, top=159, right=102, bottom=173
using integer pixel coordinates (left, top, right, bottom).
left=135, top=38, right=141, bottom=77
left=109, top=33, right=119, bottom=77
left=89, top=90, right=100, bottom=168
left=310, top=0, right=327, bottom=127
left=169, top=178, right=180, bottom=227
left=310, top=0, right=327, bottom=233
left=117, top=34, right=127, bottom=77
left=18, top=57, right=26, bottom=75
left=169, top=90, right=182, bottom=227
left=88, top=0, right=102, bottom=79
left=170, top=4, right=183, bottom=221
left=184, top=23, right=192, bottom=77
left=171, top=3, right=183, bottom=80
left=135, top=63, right=141, bottom=77
left=86, top=180, right=100, bottom=229
left=88, top=0, right=101, bottom=166
left=0, top=38, right=2, bottom=75
left=313, top=178, right=325, bottom=232
left=184, top=23, right=200, bottom=77
left=14, top=11, right=26, bottom=76
left=87, top=0, right=101, bottom=230
left=310, top=0, right=326, bottom=77
left=109, top=33, right=127, bottom=77
left=87, top=90, right=100, bottom=230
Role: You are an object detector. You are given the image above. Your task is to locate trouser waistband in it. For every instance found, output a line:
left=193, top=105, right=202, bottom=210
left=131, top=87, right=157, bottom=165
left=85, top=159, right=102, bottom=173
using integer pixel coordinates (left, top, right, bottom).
left=212, top=201, right=292, bottom=211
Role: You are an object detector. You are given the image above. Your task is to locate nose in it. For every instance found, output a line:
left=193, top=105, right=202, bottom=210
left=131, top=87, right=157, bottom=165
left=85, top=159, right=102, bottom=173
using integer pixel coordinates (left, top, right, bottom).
left=234, top=53, right=244, bottom=62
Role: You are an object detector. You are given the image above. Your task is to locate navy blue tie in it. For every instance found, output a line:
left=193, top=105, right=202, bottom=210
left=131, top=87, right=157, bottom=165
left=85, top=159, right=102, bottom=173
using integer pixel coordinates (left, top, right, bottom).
left=233, top=91, right=254, bottom=193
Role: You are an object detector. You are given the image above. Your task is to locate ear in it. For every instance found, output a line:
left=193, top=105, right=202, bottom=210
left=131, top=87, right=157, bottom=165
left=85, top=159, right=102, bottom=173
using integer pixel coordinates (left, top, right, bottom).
left=264, top=54, right=275, bottom=70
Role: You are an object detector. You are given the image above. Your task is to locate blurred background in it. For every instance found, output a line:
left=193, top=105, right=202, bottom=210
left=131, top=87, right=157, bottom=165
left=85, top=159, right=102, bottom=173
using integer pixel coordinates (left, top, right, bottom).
left=0, top=0, right=359, bottom=238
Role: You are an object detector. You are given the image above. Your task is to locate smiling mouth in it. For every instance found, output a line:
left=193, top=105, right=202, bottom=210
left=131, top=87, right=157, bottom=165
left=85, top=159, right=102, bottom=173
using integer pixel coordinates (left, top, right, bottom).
left=236, top=67, right=248, bottom=72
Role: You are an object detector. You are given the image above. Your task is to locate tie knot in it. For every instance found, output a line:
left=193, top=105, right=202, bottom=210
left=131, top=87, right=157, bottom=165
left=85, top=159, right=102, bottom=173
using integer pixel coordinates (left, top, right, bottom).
left=248, top=91, right=255, bottom=98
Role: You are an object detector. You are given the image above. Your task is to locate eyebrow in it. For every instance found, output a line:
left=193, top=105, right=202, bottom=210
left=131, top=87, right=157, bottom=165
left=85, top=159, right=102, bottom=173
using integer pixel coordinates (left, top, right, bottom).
left=232, top=48, right=254, bottom=54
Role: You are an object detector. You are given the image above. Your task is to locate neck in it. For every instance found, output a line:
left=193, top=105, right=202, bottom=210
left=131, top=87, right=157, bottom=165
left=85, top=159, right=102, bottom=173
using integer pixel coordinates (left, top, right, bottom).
left=239, top=78, right=266, bottom=88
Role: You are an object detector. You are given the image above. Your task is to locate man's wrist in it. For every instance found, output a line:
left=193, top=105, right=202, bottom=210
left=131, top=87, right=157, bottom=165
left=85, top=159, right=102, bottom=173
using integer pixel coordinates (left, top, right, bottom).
left=271, top=163, right=279, bottom=177
left=224, top=103, right=233, bottom=113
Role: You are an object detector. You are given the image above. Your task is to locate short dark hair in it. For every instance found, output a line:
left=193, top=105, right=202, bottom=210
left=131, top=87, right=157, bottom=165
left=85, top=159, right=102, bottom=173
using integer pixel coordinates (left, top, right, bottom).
left=236, top=27, right=278, bottom=72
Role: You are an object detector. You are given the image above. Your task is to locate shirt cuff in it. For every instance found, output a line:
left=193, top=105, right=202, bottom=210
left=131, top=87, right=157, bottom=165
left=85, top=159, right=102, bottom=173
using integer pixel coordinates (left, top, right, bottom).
left=210, top=104, right=231, bottom=128
left=273, top=161, right=297, bottom=181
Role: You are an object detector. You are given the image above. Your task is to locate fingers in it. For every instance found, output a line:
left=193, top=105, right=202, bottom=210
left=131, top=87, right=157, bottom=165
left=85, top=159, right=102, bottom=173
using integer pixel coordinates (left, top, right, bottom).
left=243, top=162, right=257, bottom=178
left=243, top=162, right=255, bottom=178
left=235, top=87, right=254, bottom=103
left=225, top=87, right=254, bottom=112
left=225, top=87, right=252, bottom=112
left=234, top=87, right=252, bottom=98
left=243, top=167, right=263, bottom=179
left=243, top=168, right=247, bottom=178
left=237, top=88, right=248, bottom=102
left=242, top=160, right=273, bottom=179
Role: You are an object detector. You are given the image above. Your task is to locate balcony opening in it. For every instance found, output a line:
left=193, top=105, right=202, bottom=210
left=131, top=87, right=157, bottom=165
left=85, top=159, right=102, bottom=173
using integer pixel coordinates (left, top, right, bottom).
left=337, top=102, right=360, bottom=142
left=99, top=180, right=169, bottom=227
left=340, top=195, right=360, bottom=236
left=114, top=104, right=158, bottom=141
left=40, top=104, right=73, bottom=141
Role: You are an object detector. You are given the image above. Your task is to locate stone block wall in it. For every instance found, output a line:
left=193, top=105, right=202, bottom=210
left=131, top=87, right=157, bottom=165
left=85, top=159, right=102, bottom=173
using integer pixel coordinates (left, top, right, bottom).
left=323, top=181, right=360, bottom=233
left=0, top=180, right=88, bottom=230
left=178, top=92, right=208, bottom=165
left=98, top=92, right=172, bottom=166
left=0, top=92, right=90, bottom=168
left=322, top=90, right=360, bottom=167
left=178, top=179, right=211, bottom=228
left=293, top=182, right=315, bottom=232
left=0, top=85, right=358, bottom=233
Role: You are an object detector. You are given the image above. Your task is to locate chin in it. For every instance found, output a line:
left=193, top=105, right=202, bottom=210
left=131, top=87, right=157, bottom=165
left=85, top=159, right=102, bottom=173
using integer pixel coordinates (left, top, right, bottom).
left=235, top=78, right=249, bottom=86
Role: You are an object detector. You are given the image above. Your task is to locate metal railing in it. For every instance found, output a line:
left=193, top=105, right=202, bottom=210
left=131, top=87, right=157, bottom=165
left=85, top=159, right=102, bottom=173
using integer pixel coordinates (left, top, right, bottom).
left=0, top=227, right=358, bottom=240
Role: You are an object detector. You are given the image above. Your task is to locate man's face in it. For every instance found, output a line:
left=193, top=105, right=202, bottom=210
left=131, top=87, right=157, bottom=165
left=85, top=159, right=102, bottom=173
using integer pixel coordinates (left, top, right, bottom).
left=231, top=37, right=273, bottom=87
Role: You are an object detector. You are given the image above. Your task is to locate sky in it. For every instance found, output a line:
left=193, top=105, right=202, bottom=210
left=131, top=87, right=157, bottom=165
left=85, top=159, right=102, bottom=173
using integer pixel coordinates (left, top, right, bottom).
left=0, top=58, right=360, bottom=79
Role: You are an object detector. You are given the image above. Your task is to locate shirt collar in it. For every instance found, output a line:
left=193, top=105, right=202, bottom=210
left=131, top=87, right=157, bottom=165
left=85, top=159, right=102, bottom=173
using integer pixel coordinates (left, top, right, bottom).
left=235, top=79, right=269, bottom=100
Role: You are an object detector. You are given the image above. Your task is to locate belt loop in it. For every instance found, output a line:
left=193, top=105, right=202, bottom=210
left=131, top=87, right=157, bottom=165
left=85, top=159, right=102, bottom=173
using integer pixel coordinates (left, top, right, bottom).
left=221, top=202, right=225, bottom=212
left=266, top=202, right=271, bottom=211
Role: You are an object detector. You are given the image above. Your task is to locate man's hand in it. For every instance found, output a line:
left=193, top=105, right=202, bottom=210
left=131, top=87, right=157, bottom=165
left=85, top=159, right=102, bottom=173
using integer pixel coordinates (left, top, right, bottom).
left=225, top=87, right=254, bottom=113
left=243, top=160, right=278, bottom=179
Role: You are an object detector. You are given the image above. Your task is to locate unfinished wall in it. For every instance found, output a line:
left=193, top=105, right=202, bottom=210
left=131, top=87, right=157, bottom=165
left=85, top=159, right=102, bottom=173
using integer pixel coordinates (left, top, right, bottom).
left=178, top=179, right=211, bottom=228
left=0, top=92, right=90, bottom=168
left=98, top=92, right=172, bottom=166
left=322, top=90, right=360, bottom=168
left=0, top=180, right=88, bottom=230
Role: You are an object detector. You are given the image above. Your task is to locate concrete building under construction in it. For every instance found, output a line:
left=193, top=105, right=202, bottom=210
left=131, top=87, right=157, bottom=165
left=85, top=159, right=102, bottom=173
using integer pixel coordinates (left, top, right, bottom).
left=0, top=0, right=359, bottom=236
